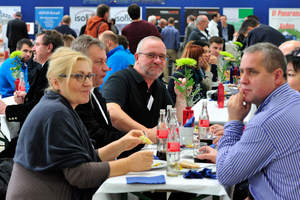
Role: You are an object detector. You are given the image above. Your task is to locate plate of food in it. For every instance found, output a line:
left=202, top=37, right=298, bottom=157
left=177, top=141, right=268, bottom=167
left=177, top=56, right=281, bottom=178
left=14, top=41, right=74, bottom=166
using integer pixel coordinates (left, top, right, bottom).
left=151, top=160, right=167, bottom=169
left=179, top=160, right=216, bottom=173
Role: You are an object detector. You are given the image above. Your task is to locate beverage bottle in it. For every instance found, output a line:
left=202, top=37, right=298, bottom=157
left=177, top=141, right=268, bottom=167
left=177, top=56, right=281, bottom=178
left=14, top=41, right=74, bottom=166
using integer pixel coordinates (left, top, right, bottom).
left=156, top=109, right=168, bottom=161
left=165, top=105, right=172, bottom=129
left=218, top=83, right=224, bottom=108
left=166, top=108, right=181, bottom=177
left=18, top=72, right=26, bottom=91
left=198, top=101, right=212, bottom=145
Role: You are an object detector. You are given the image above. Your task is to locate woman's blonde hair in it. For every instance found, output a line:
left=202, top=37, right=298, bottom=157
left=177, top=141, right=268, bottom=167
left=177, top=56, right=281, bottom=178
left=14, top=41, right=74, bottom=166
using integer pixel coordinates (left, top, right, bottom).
left=47, top=47, right=92, bottom=93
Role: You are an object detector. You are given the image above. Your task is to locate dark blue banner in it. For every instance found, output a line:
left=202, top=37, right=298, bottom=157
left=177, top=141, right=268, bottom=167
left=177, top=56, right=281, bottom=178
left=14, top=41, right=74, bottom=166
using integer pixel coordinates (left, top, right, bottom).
left=83, top=0, right=166, bottom=5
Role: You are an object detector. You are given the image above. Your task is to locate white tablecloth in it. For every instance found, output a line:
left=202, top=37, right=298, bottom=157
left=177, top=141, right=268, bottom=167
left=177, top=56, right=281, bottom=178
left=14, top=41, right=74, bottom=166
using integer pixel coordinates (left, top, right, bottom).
left=0, top=96, right=19, bottom=141
left=93, top=145, right=231, bottom=200
left=192, top=99, right=256, bottom=125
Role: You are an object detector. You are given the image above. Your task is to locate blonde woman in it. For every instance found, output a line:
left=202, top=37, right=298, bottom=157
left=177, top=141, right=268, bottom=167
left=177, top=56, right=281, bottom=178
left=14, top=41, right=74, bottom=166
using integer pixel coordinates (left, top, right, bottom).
left=6, top=47, right=153, bottom=200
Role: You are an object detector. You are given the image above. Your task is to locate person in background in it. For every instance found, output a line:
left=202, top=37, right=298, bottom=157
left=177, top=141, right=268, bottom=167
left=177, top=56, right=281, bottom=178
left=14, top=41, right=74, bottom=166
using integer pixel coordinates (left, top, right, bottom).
left=6, top=47, right=153, bottom=200
left=117, top=35, right=131, bottom=54
left=85, top=4, right=110, bottom=38
left=218, top=15, right=235, bottom=43
left=109, top=18, right=119, bottom=34
left=62, top=34, right=75, bottom=47
left=183, top=15, right=196, bottom=48
left=285, top=48, right=300, bottom=92
left=54, top=15, right=77, bottom=39
left=208, top=36, right=224, bottom=82
left=199, top=43, right=300, bottom=199
left=122, top=4, right=161, bottom=54
left=147, top=15, right=156, bottom=25
left=0, top=30, right=64, bottom=158
left=188, top=15, right=209, bottom=43
left=168, top=43, right=210, bottom=106
left=6, top=11, right=29, bottom=53
left=156, top=18, right=167, bottom=34
left=79, top=14, right=95, bottom=36
left=98, top=31, right=135, bottom=89
left=207, top=12, right=220, bottom=37
left=0, top=39, right=32, bottom=98
left=161, top=17, right=180, bottom=83
left=101, top=36, right=185, bottom=143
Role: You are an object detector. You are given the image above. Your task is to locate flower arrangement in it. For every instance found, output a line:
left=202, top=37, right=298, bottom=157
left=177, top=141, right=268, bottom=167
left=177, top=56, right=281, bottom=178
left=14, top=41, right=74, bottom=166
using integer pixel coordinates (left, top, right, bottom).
left=218, top=41, right=243, bottom=83
left=9, top=51, right=23, bottom=79
left=172, top=58, right=201, bottom=107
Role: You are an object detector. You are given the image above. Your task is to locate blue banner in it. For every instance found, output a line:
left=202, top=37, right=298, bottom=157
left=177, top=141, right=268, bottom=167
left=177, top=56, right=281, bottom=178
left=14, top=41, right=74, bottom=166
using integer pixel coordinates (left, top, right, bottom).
left=35, top=7, right=63, bottom=30
left=83, top=0, right=165, bottom=5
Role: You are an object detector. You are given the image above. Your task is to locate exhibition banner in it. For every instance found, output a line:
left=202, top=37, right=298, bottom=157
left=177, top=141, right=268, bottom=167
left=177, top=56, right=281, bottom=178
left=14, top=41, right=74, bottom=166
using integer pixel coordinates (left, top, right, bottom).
left=184, top=7, right=219, bottom=28
left=35, top=7, right=63, bottom=31
left=223, top=8, right=253, bottom=31
left=82, top=0, right=165, bottom=5
left=0, top=6, right=21, bottom=62
left=269, top=8, right=300, bottom=40
left=146, top=7, right=181, bottom=34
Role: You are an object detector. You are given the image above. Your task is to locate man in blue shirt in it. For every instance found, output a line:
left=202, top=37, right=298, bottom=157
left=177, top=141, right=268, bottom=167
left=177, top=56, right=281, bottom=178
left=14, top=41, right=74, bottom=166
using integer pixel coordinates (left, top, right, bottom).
left=98, top=31, right=135, bottom=89
left=0, top=38, right=32, bottom=98
left=199, top=43, right=300, bottom=199
left=161, top=17, right=180, bottom=82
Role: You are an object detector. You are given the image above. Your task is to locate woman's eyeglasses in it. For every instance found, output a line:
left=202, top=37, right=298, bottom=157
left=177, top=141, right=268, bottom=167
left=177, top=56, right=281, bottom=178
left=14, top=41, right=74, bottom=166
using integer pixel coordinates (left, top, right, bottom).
left=59, top=73, right=96, bottom=82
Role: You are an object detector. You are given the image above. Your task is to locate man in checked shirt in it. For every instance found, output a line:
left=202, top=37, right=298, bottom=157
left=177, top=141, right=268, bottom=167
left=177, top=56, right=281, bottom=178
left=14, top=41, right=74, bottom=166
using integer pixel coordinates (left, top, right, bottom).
left=199, top=42, right=300, bottom=199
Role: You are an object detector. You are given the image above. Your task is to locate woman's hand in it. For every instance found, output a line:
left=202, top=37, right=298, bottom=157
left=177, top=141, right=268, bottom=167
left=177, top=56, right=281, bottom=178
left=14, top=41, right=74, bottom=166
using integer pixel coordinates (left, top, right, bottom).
left=126, top=151, right=154, bottom=172
left=118, top=130, right=143, bottom=151
left=202, top=58, right=211, bottom=71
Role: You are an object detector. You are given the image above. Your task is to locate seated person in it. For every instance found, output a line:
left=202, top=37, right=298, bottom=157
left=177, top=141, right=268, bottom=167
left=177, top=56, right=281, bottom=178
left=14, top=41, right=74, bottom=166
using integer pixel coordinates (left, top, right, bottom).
left=71, top=35, right=143, bottom=157
left=286, top=48, right=300, bottom=92
left=6, top=47, right=153, bottom=200
left=168, top=42, right=212, bottom=105
left=101, top=36, right=185, bottom=143
left=0, top=38, right=32, bottom=98
left=198, top=43, right=300, bottom=199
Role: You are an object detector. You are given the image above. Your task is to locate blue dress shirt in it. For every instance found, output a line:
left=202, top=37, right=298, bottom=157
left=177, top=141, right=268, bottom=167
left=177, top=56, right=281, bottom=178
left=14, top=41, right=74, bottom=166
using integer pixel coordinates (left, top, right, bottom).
left=161, top=25, right=180, bottom=50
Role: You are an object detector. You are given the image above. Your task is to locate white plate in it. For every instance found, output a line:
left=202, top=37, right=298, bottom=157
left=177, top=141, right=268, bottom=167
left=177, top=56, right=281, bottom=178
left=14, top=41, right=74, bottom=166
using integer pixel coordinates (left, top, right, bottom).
left=181, top=149, right=193, bottom=157
left=151, top=160, right=167, bottom=169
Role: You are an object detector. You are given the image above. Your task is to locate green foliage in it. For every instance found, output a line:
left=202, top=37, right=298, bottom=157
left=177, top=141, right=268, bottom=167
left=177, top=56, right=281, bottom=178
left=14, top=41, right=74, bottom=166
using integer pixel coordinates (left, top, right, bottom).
left=9, top=51, right=23, bottom=79
left=172, top=58, right=201, bottom=107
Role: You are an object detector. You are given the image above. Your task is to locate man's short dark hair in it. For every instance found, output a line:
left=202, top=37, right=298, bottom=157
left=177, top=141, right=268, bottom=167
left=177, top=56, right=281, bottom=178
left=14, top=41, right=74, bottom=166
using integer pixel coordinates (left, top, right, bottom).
left=244, top=43, right=287, bottom=79
left=247, top=15, right=259, bottom=22
left=97, top=4, right=110, bottom=17
left=168, top=17, right=174, bottom=24
left=37, top=30, right=64, bottom=53
left=212, top=12, right=219, bottom=20
left=209, top=36, right=224, bottom=45
left=188, top=15, right=195, bottom=22
left=240, top=18, right=260, bottom=36
left=16, top=38, right=33, bottom=50
left=128, top=4, right=140, bottom=20
left=15, top=12, right=22, bottom=17
left=221, top=15, right=227, bottom=19
left=117, top=35, right=129, bottom=50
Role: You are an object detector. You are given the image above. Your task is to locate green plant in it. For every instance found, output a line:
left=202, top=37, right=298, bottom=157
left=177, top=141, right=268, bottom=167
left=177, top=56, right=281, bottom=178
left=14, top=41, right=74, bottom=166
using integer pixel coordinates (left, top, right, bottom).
left=172, top=58, right=201, bottom=107
left=9, top=51, right=23, bottom=78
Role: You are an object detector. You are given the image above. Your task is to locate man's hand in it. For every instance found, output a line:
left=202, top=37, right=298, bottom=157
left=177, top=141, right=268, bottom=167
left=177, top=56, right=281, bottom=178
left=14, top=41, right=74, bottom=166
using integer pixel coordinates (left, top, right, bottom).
left=146, top=127, right=157, bottom=144
left=197, top=146, right=218, bottom=163
left=227, top=88, right=251, bottom=122
left=208, top=55, right=218, bottom=65
left=209, top=124, right=224, bottom=146
left=118, top=130, right=144, bottom=151
left=14, top=91, right=26, bottom=104
left=0, top=100, right=7, bottom=114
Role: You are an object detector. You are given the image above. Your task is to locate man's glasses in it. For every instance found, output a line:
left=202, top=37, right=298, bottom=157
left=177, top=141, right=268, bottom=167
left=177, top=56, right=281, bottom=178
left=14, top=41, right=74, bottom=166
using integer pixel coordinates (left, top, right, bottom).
left=138, top=52, right=168, bottom=61
left=59, top=73, right=96, bottom=82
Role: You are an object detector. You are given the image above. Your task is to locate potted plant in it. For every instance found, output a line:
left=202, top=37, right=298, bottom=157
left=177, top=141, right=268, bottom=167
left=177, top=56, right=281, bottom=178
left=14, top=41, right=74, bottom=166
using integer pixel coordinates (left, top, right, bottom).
left=172, top=58, right=202, bottom=125
left=9, top=51, right=24, bottom=91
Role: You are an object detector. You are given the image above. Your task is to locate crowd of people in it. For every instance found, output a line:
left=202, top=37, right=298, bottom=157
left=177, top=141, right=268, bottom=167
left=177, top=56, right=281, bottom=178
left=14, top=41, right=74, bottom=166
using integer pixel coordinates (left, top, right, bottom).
left=0, top=3, right=300, bottom=200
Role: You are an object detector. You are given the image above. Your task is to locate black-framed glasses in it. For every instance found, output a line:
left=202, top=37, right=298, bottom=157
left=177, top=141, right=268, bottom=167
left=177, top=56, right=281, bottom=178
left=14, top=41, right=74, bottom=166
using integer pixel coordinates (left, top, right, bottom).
left=138, top=52, right=168, bottom=61
left=59, top=73, right=96, bottom=82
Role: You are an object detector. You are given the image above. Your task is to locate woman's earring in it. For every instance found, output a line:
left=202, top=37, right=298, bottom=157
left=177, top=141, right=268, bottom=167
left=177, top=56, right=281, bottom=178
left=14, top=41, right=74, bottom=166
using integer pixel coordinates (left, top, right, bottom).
left=56, top=89, right=60, bottom=93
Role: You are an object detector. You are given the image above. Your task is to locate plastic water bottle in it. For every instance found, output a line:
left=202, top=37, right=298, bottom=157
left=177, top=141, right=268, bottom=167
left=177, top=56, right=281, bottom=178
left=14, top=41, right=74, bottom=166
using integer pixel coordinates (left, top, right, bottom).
left=156, top=109, right=168, bottom=161
left=166, top=108, right=181, bottom=177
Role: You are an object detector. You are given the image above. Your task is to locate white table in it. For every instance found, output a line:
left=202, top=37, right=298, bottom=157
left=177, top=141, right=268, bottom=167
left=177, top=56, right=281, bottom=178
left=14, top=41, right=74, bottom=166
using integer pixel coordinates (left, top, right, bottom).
left=0, top=96, right=19, bottom=142
left=93, top=145, right=231, bottom=200
left=192, top=99, right=256, bottom=125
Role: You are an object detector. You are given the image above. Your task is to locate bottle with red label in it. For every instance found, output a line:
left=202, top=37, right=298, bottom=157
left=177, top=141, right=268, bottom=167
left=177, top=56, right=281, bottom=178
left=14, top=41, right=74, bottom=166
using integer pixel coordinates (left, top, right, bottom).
left=156, top=109, right=168, bottom=160
left=218, top=83, right=224, bottom=108
left=165, top=105, right=172, bottom=129
left=166, top=108, right=181, bottom=177
left=18, top=72, right=26, bottom=92
left=198, top=101, right=212, bottom=145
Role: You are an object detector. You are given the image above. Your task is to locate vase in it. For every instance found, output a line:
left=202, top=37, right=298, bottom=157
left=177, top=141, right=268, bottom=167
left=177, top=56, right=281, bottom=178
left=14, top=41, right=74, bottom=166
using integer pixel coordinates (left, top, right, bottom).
left=218, top=83, right=224, bottom=108
left=183, top=106, right=194, bottom=126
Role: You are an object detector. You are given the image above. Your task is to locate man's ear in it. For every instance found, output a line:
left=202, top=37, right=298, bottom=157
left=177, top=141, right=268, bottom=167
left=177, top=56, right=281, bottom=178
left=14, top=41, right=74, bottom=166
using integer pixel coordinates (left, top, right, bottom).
left=47, top=43, right=53, bottom=53
left=273, top=68, right=284, bottom=86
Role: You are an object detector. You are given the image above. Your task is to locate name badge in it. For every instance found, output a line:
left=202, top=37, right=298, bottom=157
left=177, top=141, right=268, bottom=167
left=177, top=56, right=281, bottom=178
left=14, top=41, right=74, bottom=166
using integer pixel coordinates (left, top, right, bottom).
left=147, top=95, right=154, bottom=111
